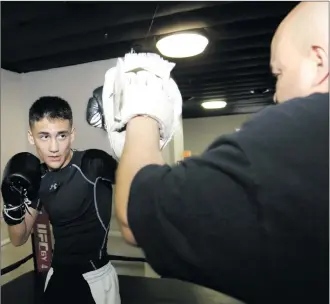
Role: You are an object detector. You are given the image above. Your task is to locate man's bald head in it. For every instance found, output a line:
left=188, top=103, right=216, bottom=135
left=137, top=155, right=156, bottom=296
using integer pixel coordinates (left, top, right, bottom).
left=271, top=2, right=329, bottom=103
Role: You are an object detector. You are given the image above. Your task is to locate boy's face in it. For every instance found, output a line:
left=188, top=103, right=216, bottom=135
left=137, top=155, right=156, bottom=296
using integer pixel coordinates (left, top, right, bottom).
left=28, top=117, right=75, bottom=170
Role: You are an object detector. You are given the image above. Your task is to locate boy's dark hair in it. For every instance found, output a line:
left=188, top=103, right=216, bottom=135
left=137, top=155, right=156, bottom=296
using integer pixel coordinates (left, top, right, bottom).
left=29, top=96, right=73, bottom=127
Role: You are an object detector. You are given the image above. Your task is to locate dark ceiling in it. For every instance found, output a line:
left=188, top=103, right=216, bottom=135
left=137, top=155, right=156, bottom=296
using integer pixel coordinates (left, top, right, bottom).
left=1, top=1, right=298, bottom=119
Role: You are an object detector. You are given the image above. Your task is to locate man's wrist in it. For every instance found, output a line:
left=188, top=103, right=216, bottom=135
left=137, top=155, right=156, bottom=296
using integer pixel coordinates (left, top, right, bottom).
left=123, top=115, right=163, bottom=161
left=127, top=115, right=159, bottom=128
left=126, top=116, right=160, bottom=142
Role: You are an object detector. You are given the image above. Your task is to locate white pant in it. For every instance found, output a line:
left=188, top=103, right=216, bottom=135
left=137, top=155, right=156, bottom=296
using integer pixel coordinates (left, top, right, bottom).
left=45, top=261, right=121, bottom=304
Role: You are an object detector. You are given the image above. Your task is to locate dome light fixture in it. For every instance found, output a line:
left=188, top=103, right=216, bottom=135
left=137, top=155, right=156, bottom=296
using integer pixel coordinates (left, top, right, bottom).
left=156, top=32, right=209, bottom=58
left=201, top=101, right=227, bottom=109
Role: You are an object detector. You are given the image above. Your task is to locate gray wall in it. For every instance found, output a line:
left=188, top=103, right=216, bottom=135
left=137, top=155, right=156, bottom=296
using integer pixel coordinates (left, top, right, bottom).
left=183, top=114, right=251, bottom=155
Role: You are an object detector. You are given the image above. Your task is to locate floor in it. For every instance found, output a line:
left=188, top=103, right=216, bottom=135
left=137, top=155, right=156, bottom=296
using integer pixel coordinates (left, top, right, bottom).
left=1, top=232, right=153, bottom=286
left=1, top=224, right=243, bottom=304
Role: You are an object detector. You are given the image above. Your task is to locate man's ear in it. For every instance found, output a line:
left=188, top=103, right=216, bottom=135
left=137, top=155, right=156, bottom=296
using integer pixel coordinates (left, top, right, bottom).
left=311, top=45, right=329, bottom=86
left=28, top=130, right=35, bottom=145
left=70, top=127, right=76, bottom=144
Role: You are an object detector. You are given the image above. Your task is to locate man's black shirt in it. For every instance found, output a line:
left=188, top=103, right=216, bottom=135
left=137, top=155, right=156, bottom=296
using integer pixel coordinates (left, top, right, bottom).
left=127, top=93, right=329, bottom=304
left=39, top=149, right=116, bottom=266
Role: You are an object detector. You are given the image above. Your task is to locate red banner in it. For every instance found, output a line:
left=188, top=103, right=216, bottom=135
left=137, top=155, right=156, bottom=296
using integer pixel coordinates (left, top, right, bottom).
left=32, top=208, right=53, bottom=272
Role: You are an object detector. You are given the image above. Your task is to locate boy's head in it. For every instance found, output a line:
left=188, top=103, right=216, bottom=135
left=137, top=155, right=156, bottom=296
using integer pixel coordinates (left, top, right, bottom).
left=28, top=96, right=75, bottom=170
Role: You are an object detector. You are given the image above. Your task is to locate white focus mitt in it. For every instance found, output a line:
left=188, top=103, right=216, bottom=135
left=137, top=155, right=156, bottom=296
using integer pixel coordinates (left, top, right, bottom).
left=102, top=52, right=182, bottom=161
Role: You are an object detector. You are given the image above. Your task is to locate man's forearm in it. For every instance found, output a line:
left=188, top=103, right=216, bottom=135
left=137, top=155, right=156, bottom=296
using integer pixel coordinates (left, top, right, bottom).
left=115, top=117, right=165, bottom=234
left=8, top=221, right=27, bottom=247
left=8, top=207, right=38, bottom=246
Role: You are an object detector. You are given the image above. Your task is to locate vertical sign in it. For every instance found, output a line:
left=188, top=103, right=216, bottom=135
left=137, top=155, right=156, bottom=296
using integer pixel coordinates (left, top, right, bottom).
left=32, top=208, right=52, bottom=273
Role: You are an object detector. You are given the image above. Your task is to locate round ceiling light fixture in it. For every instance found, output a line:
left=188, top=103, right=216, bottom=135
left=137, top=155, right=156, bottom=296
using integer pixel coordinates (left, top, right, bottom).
left=156, top=32, right=209, bottom=58
left=201, top=101, right=227, bottom=109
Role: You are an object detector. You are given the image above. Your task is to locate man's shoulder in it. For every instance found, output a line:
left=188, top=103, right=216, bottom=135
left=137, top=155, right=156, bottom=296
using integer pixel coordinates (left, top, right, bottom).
left=79, top=149, right=117, bottom=179
left=78, top=149, right=115, bottom=168
left=235, top=93, right=328, bottom=142
left=231, top=93, right=328, bottom=181
left=81, top=149, right=110, bottom=160
left=247, top=93, right=327, bottom=128
left=205, top=94, right=327, bottom=153
left=203, top=93, right=328, bottom=183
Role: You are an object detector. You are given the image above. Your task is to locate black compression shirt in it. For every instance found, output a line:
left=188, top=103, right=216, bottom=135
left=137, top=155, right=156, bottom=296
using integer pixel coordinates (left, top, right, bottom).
left=39, top=149, right=117, bottom=266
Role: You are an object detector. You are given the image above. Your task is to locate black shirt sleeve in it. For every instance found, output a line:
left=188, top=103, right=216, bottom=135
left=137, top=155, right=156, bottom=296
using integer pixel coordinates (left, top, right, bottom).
left=81, top=149, right=117, bottom=183
left=127, top=135, right=264, bottom=299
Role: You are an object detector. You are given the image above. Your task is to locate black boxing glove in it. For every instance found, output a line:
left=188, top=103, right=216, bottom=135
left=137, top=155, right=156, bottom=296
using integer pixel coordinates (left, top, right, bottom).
left=86, top=86, right=106, bottom=130
left=1, top=152, right=42, bottom=226
left=81, top=149, right=117, bottom=184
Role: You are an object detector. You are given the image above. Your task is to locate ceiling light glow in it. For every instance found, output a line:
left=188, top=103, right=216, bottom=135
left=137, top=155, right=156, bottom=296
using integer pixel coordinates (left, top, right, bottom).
left=201, top=101, right=227, bottom=109
left=156, top=33, right=209, bottom=58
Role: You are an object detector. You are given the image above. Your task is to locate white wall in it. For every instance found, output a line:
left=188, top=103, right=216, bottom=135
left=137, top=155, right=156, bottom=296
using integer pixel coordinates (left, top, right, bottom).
left=0, top=69, right=37, bottom=284
left=1, top=69, right=27, bottom=241
left=183, top=114, right=251, bottom=155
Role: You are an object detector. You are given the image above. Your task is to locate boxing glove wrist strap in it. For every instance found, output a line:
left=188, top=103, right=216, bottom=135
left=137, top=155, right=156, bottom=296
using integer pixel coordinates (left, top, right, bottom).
left=3, top=204, right=25, bottom=226
left=30, top=198, right=42, bottom=211
left=3, top=197, right=41, bottom=226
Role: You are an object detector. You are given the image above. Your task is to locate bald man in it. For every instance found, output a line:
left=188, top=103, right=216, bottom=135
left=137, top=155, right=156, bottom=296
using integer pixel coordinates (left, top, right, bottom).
left=114, top=2, right=328, bottom=304
left=271, top=2, right=328, bottom=102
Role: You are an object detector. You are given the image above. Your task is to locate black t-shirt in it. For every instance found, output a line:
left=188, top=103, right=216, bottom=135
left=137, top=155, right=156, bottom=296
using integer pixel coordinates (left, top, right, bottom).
left=127, top=93, right=329, bottom=304
left=39, top=149, right=117, bottom=266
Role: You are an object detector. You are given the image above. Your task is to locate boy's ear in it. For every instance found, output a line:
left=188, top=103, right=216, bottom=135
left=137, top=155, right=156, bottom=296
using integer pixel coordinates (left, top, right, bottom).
left=28, top=130, right=35, bottom=145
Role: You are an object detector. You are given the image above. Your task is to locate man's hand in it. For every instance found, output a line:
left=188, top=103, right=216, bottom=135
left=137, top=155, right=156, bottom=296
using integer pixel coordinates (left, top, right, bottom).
left=115, top=116, right=165, bottom=245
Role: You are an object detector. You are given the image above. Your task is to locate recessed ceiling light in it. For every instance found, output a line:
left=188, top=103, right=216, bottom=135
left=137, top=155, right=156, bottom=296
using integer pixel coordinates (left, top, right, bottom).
left=201, top=101, right=227, bottom=109
left=156, top=33, right=209, bottom=58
